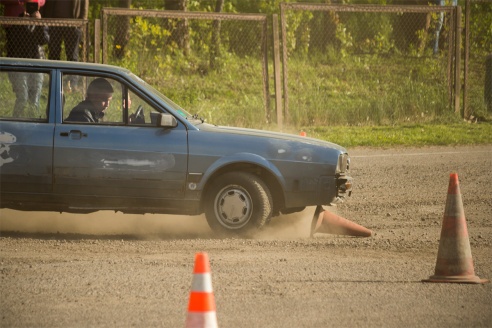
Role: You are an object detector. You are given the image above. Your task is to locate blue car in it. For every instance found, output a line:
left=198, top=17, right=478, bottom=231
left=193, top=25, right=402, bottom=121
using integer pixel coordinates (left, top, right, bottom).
left=0, top=58, right=352, bottom=236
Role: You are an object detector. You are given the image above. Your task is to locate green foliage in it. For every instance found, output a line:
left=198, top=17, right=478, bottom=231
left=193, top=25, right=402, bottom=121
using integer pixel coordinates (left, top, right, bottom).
left=335, top=23, right=354, bottom=58
left=341, top=12, right=394, bottom=54
left=469, top=2, right=492, bottom=56
left=83, top=0, right=492, bottom=131
left=358, top=31, right=395, bottom=54
left=284, top=9, right=314, bottom=58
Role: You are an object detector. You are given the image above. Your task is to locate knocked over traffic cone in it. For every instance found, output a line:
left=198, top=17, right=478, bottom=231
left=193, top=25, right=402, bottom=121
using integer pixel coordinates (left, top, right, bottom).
left=423, top=173, right=488, bottom=284
left=186, top=252, right=218, bottom=328
left=310, top=205, right=372, bottom=238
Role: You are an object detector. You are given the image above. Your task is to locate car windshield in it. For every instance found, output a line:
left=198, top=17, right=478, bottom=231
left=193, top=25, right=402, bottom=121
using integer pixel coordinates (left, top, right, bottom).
left=127, top=72, right=195, bottom=120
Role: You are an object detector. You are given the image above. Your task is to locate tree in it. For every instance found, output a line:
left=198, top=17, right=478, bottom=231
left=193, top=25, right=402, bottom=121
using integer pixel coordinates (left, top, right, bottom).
left=210, top=0, right=224, bottom=69
left=164, top=0, right=189, bottom=56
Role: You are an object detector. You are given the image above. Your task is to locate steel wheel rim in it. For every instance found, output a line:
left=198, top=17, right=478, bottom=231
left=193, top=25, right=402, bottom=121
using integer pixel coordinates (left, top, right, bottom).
left=214, top=186, right=253, bottom=230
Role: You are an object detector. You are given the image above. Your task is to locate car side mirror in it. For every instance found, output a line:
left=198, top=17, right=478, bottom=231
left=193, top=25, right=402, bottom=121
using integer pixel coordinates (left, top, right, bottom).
left=156, top=113, right=178, bottom=128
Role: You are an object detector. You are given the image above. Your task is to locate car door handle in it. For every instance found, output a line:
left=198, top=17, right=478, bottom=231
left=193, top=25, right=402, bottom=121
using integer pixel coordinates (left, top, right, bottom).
left=60, top=130, right=87, bottom=139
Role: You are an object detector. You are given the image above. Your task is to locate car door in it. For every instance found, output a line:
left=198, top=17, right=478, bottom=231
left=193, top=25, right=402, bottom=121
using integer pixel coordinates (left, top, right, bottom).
left=52, top=73, right=188, bottom=204
left=0, top=68, right=54, bottom=195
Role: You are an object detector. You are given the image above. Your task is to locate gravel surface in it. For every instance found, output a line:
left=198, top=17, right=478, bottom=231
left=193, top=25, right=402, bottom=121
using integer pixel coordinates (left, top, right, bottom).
left=1, top=145, right=491, bottom=327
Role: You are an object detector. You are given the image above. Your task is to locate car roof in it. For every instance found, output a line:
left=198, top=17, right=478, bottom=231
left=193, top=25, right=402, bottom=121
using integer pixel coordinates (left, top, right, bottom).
left=0, top=58, right=131, bottom=75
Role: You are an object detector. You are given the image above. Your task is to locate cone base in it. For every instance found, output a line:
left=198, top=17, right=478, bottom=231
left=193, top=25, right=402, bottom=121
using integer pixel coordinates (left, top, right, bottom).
left=423, top=274, right=489, bottom=284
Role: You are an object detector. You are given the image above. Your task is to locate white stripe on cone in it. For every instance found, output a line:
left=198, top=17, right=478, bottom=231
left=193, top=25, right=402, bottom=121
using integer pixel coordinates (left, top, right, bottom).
left=191, top=273, right=213, bottom=292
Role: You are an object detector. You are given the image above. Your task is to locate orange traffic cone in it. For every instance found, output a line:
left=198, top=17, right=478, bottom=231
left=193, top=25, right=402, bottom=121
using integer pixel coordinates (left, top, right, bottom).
left=185, top=252, right=218, bottom=328
left=310, top=205, right=372, bottom=237
left=423, top=173, right=488, bottom=284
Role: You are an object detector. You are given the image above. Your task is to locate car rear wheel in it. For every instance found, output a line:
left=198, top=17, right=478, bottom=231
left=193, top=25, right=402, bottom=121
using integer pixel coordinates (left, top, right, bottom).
left=204, top=172, right=272, bottom=237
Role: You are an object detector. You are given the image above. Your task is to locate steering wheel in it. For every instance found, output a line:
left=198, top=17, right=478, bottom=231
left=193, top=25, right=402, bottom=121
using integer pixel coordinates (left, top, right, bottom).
left=131, top=105, right=145, bottom=124
left=134, top=105, right=143, bottom=118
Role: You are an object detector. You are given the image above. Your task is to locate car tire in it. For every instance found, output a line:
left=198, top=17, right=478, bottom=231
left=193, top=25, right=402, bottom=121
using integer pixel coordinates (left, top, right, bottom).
left=205, top=172, right=272, bottom=237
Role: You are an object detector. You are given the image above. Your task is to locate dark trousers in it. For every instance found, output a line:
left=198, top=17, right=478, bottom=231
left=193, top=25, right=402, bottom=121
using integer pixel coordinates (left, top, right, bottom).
left=48, top=26, right=81, bottom=61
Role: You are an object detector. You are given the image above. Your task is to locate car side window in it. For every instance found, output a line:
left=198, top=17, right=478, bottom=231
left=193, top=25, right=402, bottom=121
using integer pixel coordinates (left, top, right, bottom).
left=0, top=69, right=50, bottom=121
left=126, top=89, right=162, bottom=126
left=62, top=74, right=123, bottom=124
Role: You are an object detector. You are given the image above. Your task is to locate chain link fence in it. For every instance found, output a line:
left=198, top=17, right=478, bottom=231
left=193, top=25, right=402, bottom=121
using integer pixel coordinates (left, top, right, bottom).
left=0, top=17, right=89, bottom=62
left=1, top=1, right=490, bottom=127
left=280, top=3, right=458, bottom=126
left=100, top=8, right=270, bottom=126
left=463, top=0, right=492, bottom=121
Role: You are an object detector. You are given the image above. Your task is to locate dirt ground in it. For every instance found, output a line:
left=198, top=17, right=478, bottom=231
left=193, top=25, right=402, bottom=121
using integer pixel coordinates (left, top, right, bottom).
left=1, top=145, right=491, bottom=328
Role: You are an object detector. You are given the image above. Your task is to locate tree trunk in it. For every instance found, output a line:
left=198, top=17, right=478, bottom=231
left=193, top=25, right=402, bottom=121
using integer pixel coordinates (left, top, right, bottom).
left=210, top=0, right=224, bottom=69
left=394, top=0, right=432, bottom=53
left=309, top=0, right=340, bottom=54
left=112, top=0, right=131, bottom=60
left=164, top=0, right=189, bottom=56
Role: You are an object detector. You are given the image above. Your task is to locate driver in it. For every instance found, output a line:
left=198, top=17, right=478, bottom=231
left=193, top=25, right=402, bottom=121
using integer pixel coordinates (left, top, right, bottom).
left=66, top=78, right=113, bottom=123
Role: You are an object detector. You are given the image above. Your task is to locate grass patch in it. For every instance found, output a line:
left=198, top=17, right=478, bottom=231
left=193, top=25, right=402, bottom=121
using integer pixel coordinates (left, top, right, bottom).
left=306, top=122, right=492, bottom=147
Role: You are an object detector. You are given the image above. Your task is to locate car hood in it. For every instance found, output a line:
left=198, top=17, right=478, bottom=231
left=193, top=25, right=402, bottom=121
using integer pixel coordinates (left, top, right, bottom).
left=197, top=123, right=347, bottom=152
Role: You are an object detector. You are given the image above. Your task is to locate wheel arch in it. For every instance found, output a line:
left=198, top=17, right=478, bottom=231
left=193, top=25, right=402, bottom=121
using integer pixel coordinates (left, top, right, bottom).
left=199, top=154, right=286, bottom=215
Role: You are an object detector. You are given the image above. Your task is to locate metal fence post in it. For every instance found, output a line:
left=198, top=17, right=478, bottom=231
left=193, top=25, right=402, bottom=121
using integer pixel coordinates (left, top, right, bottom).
left=102, top=12, right=107, bottom=64
left=447, top=6, right=455, bottom=110
left=454, top=5, right=462, bottom=116
left=463, top=0, right=470, bottom=118
left=262, top=18, right=270, bottom=123
left=272, top=14, right=283, bottom=129
left=280, top=3, right=289, bottom=123
left=94, top=19, right=101, bottom=63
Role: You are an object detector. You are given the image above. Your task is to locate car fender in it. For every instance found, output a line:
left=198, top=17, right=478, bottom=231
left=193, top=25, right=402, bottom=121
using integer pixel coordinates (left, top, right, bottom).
left=196, top=152, right=286, bottom=192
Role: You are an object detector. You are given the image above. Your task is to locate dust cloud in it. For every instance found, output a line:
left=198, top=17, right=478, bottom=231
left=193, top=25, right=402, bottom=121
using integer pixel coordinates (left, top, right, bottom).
left=0, top=206, right=319, bottom=240
left=257, top=207, right=315, bottom=240
left=0, top=209, right=213, bottom=239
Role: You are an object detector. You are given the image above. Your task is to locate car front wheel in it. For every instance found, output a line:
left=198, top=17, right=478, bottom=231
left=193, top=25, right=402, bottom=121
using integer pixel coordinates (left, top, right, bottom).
left=204, top=172, right=272, bottom=237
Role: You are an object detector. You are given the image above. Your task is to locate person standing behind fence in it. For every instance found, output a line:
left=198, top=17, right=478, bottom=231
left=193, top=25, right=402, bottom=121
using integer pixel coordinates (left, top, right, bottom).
left=1, top=0, right=45, bottom=18
left=2, top=0, right=49, bottom=117
left=41, top=0, right=87, bottom=62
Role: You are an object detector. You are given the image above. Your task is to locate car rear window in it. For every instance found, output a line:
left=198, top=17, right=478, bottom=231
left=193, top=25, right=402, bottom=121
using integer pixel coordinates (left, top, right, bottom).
left=0, top=69, right=50, bottom=122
